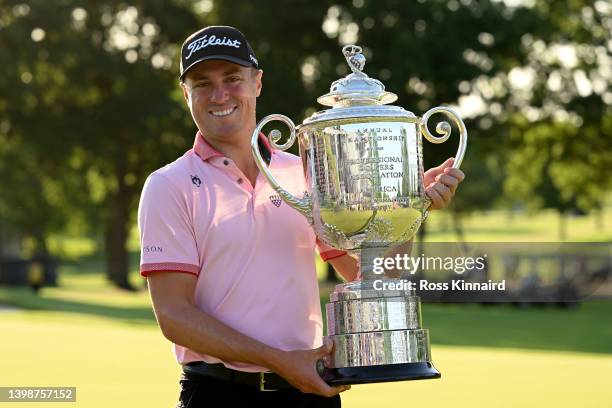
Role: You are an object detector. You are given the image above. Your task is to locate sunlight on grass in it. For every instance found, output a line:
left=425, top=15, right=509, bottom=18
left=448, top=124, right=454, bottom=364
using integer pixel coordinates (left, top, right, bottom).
left=0, top=314, right=179, bottom=408
left=342, top=346, right=612, bottom=408
left=2, top=205, right=611, bottom=407
left=2, top=312, right=611, bottom=408
left=425, top=207, right=612, bottom=242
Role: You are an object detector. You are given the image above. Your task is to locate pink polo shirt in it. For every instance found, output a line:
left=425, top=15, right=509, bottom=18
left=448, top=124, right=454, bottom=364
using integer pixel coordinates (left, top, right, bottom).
left=138, top=132, right=344, bottom=372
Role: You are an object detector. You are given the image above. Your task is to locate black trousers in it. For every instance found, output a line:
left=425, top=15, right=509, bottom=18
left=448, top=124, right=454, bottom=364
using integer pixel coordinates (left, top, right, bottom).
left=177, top=373, right=341, bottom=408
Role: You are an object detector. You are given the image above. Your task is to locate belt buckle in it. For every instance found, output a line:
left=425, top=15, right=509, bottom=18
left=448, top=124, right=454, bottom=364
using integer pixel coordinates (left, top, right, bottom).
left=259, top=372, right=277, bottom=392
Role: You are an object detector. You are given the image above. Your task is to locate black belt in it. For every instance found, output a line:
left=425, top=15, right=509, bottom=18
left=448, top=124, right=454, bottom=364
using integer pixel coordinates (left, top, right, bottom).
left=182, top=362, right=293, bottom=392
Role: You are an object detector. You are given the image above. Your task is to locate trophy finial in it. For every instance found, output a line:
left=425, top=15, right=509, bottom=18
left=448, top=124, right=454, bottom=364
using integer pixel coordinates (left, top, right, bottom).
left=317, top=44, right=397, bottom=107
left=342, top=45, right=366, bottom=74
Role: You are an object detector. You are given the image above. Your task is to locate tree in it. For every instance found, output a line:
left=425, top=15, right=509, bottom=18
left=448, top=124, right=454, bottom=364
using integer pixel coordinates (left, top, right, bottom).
left=501, top=0, right=612, bottom=236
left=0, top=0, right=201, bottom=288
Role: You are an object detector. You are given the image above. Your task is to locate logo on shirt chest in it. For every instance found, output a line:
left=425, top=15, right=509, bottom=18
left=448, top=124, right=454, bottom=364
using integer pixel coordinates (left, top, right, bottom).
left=191, top=174, right=201, bottom=187
left=269, top=195, right=282, bottom=207
left=269, top=191, right=308, bottom=208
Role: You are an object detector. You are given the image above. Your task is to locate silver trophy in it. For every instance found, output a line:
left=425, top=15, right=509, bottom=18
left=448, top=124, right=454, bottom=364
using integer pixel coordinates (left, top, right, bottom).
left=251, top=45, right=467, bottom=385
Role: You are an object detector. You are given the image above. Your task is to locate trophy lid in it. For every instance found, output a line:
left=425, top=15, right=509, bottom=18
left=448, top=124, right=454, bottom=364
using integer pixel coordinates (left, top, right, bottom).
left=317, top=45, right=398, bottom=108
left=302, top=45, right=415, bottom=126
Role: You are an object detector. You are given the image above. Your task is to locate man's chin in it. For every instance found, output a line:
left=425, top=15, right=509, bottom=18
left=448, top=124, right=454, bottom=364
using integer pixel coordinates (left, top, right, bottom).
left=202, top=125, right=242, bottom=140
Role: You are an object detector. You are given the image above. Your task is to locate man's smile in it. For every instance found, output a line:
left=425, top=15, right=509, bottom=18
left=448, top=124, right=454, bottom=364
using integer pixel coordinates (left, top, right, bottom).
left=209, top=106, right=238, bottom=117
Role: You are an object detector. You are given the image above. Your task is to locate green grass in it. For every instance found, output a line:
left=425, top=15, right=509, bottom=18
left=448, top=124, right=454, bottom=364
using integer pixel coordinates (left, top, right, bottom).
left=342, top=346, right=612, bottom=408
left=0, top=273, right=153, bottom=326
left=1, top=284, right=611, bottom=407
left=2, top=272, right=612, bottom=357
left=424, top=302, right=612, bottom=354
left=2, top=206, right=612, bottom=407
left=0, top=312, right=180, bottom=408
left=425, top=207, right=612, bottom=242
left=3, top=309, right=611, bottom=408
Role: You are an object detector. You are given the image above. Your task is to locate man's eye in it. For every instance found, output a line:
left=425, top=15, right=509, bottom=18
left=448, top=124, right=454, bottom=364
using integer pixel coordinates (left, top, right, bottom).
left=194, top=82, right=210, bottom=88
left=228, top=76, right=242, bottom=83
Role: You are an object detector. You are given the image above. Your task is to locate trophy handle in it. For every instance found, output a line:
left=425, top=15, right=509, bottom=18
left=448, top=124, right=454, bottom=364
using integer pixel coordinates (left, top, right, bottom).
left=251, top=114, right=312, bottom=221
left=420, top=106, right=468, bottom=209
left=420, top=106, right=467, bottom=169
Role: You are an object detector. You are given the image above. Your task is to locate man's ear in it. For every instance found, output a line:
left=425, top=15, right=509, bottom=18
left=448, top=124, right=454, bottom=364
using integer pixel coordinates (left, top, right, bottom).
left=181, top=82, right=190, bottom=104
left=254, top=69, right=263, bottom=97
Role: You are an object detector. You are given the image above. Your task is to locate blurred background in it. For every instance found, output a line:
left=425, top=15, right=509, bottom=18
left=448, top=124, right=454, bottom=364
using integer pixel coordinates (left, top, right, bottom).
left=0, top=0, right=610, bottom=407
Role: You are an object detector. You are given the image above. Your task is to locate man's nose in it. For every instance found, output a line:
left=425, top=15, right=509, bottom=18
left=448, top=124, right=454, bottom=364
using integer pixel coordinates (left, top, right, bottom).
left=210, top=84, right=229, bottom=103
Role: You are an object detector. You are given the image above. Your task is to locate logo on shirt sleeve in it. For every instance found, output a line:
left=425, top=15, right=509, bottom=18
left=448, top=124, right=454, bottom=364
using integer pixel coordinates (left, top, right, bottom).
left=143, top=246, right=163, bottom=253
left=269, top=195, right=282, bottom=207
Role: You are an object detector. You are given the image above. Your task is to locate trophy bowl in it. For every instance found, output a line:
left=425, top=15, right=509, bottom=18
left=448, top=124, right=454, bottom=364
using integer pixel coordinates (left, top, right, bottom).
left=252, top=45, right=467, bottom=385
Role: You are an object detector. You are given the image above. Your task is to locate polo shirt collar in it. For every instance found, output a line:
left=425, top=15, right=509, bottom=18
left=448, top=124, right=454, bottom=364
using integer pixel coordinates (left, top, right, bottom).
left=193, top=131, right=223, bottom=161
left=193, top=131, right=273, bottom=163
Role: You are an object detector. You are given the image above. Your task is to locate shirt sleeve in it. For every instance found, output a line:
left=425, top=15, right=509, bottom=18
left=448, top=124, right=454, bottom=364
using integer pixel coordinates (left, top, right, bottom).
left=315, top=237, right=347, bottom=262
left=138, top=173, right=200, bottom=277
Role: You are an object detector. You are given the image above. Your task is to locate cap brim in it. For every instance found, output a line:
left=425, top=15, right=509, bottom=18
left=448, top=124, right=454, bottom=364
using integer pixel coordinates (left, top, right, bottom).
left=180, top=55, right=255, bottom=80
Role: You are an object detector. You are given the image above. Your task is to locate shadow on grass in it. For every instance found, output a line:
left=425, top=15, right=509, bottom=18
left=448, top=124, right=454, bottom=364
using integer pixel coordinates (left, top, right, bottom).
left=426, top=227, right=536, bottom=236
left=60, top=250, right=141, bottom=275
left=3, top=284, right=611, bottom=354
left=0, top=287, right=156, bottom=325
left=424, top=302, right=612, bottom=355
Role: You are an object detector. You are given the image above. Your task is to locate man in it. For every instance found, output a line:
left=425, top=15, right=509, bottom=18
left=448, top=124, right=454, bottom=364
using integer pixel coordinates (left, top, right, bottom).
left=138, top=26, right=464, bottom=407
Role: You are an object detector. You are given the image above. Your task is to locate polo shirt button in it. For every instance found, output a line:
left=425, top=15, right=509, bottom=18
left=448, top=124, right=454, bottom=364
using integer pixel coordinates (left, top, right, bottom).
left=223, top=159, right=229, bottom=165
left=237, top=178, right=243, bottom=184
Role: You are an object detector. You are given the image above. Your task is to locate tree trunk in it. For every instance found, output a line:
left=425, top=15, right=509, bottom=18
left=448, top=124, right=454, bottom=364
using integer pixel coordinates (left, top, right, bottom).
left=558, top=211, right=566, bottom=241
left=31, top=228, right=56, bottom=286
left=32, top=229, right=49, bottom=259
left=595, top=208, right=604, bottom=231
left=451, top=210, right=469, bottom=253
left=105, top=185, right=135, bottom=291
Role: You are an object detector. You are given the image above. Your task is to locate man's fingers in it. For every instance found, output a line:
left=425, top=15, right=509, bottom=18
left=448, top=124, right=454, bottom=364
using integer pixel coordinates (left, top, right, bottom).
left=423, top=158, right=464, bottom=211
left=314, top=338, right=333, bottom=358
left=308, top=376, right=350, bottom=397
left=427, top=157, right=454, bottom=178
left=332, top=385, right=351, bottom=395
left=426, top=186, right=444, bottom=209
left=436, top=157, right=454, bottom=170
left=443, top=167, right=465, bottom=182
left=320, top=384, right=351, bottom=397
left=436, top=174, right=459, bottom=193
left=433, top=183, right=452, bottom=202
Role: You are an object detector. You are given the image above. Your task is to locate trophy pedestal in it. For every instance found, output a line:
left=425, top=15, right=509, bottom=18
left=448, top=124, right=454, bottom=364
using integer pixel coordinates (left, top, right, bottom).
left=322, top=362, right=440, bottom=385
left=323, top=280, right=441, bottom=385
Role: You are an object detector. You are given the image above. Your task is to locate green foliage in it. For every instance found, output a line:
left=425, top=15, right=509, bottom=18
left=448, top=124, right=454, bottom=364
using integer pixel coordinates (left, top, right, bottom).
left=0, top=0, right=610, bottom=278
left=500, top=0, right=612, bottom=213
left=0, top=0, right=204, bottom=284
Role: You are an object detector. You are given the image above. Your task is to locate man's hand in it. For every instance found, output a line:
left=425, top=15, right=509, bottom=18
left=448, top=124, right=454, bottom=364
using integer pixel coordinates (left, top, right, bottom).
left=271, top=338, right=350, bottom=397
left=424, top=157, right=465, bottom=210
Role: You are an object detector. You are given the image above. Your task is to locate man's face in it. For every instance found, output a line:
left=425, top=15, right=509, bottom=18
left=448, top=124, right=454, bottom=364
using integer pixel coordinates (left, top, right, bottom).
left=182, top=60, right=262, bottom=143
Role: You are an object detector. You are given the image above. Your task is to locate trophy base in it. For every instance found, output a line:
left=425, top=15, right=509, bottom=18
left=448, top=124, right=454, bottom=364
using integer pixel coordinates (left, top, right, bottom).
left=321, top=362, right=441, bottom=385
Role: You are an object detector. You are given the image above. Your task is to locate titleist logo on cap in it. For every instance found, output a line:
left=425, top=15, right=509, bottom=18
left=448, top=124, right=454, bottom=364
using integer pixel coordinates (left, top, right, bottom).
left=186, top=35, right=242, bottom=59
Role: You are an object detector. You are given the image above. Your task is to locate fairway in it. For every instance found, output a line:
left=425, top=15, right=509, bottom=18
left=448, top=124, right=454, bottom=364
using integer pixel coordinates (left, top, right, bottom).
left=343, top=347, right=612, bottom=408
left=2, top=308, right=611, bottom=407
left=0, top=312, right=179, bottom=407
left=2, top=202, right=611, bottom=408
